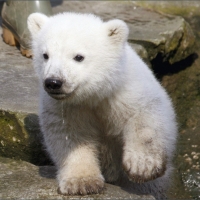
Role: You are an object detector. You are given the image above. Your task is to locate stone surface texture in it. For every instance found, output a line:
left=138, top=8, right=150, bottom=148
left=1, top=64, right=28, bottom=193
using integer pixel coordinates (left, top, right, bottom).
left=0, top=157, right=154, bottom=199
left=134, top=1, right=200, bottom=17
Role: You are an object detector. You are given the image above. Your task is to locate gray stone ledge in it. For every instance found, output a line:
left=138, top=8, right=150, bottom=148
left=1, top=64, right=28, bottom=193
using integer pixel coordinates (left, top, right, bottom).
left=0, top=157, right=155, bottom=200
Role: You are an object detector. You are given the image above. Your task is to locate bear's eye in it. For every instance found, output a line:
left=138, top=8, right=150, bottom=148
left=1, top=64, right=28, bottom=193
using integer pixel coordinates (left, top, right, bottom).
left=74, top=54, right=84, bottom=62
left=43, top=53, right=49, bottom=60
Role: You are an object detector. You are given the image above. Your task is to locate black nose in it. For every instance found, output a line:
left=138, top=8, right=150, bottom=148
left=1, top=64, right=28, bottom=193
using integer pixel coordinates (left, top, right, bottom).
left=45, top=78, right=63, bottom=90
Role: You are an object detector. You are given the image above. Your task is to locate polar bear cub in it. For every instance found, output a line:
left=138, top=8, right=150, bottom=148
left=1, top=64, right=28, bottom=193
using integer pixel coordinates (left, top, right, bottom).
left=28, top=12, right=177, bottom=199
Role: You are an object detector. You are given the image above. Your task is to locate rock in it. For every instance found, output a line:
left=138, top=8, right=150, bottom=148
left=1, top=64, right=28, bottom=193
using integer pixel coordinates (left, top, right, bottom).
left=0, top=23, right=43, bottom=165
left=133, top=1, right=200, bottom=18
left=0, top=110, right=51, bottom=165
left=127, top=10, right=195, bottom=64
left=0, top=29, right=38, bottom=113
left=53, top=1, right=195, bottom=64
left=0, top=157, right=155, bottom=199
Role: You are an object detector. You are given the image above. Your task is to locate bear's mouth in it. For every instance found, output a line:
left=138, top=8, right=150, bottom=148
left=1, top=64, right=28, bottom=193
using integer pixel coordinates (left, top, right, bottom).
left=47, top=92, right=73, bottom=100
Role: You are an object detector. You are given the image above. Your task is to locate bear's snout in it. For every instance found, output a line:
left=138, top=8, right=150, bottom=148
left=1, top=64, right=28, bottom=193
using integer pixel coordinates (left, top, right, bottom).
left=44, top=78, right=75, bottom=100
left=45, top=78, right=63, bottom=91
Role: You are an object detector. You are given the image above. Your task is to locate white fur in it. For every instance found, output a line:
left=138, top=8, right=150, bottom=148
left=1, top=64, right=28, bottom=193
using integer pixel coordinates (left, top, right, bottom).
left=28, top=12, right=177, bottom=199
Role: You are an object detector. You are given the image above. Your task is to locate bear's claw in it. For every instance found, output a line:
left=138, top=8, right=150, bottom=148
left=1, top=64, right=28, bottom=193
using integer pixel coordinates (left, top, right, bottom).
left=58, top=176, right=105, bottom=195
left=123, top=151, right=167, bottom=183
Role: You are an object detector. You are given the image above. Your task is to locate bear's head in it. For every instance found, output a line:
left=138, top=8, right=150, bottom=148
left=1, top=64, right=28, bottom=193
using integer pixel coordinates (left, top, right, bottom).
left=28, top=12, right=129, bottom=105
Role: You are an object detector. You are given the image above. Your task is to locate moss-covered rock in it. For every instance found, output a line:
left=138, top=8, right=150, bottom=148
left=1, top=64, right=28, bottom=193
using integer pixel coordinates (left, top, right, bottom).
left=127, top=8, right=195, bottom=64
left=0, top=111, right=51, bottom=165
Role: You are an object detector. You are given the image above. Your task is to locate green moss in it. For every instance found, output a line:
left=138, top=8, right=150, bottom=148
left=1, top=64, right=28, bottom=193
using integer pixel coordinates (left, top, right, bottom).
left=0, top=110, right=51, bottom=165
left=0, top=111, right=28, bottom=159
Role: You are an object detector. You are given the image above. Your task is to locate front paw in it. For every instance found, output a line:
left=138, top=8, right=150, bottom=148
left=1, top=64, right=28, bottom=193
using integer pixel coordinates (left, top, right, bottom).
left=58, top=175, right=105, bottom=195
left=122, top=150, right=167, bottom=183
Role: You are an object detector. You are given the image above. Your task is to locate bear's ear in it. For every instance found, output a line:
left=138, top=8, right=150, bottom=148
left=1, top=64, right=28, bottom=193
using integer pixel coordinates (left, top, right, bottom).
left=27, top=13, right=49, bottom=37
left=105, top=19, right=129, bottom=44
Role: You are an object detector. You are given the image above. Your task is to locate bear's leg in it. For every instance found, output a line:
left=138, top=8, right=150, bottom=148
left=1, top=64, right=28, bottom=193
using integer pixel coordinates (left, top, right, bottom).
left=122, top=123, right=167, bottom=183
left=57, top=143, right=104, bottom=195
